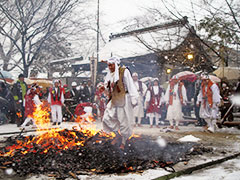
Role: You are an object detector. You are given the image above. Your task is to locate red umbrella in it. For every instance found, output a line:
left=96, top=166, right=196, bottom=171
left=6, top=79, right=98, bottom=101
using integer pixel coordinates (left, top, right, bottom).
left=174, top=71, right=197, bottom=82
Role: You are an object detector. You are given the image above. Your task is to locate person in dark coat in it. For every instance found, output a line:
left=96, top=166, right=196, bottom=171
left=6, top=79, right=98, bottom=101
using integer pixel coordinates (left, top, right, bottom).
left=12, top=74, right=28, bottom=126
left=70, top=82, right=79, bottom=104
left=0, top=81, right=16, bottom=124
left=82, top=80, right=95, bottom=103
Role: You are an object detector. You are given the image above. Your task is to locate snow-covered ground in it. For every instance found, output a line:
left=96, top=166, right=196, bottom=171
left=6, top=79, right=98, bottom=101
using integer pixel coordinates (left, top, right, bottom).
left=173, top=157, right=240, bottom=180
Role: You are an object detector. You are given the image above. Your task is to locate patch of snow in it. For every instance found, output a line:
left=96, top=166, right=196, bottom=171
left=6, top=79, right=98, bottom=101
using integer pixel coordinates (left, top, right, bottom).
left=178, top=135, right=201, bottom=142
left=173, top=158, right=240, bottom=180
left=77, top=168, right=169, bottom=180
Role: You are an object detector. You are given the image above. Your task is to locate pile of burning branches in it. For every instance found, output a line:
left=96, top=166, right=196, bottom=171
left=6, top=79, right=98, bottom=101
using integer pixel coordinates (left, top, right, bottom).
left=0, top=105, right=209, bottom=179
left=0, top=128, right=204, bottom=179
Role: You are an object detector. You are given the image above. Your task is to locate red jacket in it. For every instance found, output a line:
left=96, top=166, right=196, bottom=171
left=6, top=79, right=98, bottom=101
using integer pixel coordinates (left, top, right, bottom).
left=74, top=102, right=92, bottom=116
left=24, top=93, right=35, bottom=118
left=49, top=87, right=64, bottom=106
left=147, top=86, right=163, bottom=114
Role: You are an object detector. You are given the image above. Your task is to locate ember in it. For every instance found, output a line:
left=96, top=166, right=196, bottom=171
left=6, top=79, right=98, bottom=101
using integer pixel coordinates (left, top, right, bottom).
left=0, top=105, right=205, bottom=179
left=0, top=129, right=202, bottom=179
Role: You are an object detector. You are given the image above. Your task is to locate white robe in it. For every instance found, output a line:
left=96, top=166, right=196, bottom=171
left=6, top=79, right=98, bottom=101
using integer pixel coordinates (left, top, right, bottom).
left=165, top=83, right=187, bottom=124
left=197, top=83, right=221, bottom=119
left=47, top=88, right=65, bottom=123
left=133, top=81, right=147, bottom=118
left=102, top=68, right=139, bottom=143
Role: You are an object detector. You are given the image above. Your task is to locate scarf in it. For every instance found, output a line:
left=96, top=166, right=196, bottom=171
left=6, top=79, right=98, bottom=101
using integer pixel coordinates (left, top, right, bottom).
left=169, top=80, right=184, bottom=105
left=201, top=80, right=214, bottom=108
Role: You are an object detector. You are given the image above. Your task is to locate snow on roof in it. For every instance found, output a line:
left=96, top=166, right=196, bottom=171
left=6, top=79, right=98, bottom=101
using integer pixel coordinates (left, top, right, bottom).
left=99, top=25, right=189, bottom=60
left=36, top=73, right=48, bottom=79
left=52, top=71, right=72, bottom=78
left=72, top=58, right=90, bottom=65
left=77, top=71, right=91, bottom=78
left=49, top=56, right=83, bottom=64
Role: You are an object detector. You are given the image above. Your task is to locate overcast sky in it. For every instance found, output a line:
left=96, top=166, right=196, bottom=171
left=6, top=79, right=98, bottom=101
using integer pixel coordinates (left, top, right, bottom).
left=91, top=0, right=226, bottom=35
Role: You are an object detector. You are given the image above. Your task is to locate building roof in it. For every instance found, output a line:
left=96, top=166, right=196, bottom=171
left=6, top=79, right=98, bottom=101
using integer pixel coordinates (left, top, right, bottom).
left=99, top=17, right=190, bottom=60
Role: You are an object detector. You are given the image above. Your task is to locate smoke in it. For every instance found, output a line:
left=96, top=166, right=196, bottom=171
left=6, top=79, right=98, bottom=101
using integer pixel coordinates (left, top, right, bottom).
left=156, top=136, right=167, bottom=148
left=230, top=94, right=240, bottom=106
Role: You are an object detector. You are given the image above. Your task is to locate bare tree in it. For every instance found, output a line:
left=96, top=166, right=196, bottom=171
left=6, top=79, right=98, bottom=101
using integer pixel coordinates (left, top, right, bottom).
left=0, top=0, right=86, bottom=77
left=159, top=0, right=240, bottom=66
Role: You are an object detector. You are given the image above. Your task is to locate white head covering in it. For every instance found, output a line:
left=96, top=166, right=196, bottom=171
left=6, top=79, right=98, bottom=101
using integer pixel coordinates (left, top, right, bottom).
left=107, top=57, right=121, bottom=65
left=71, top=82, right=77, bottom=86
left=132, top=72, right=138, bottom=77
left=105, top=57, right=121, bottom=83
left=172, top=75, right=179, bottom=80
left=97, top=82, right=104, bottom=88
left=26, top=85, right=36, bottom=95
left=53, top=79, right=59, bottom=84
left=201, top=73, right=209, bottom=80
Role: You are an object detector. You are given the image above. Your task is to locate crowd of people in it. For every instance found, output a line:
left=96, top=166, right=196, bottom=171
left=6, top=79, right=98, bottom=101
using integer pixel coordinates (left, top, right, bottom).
left=0, top=58, right=240, bottom=145
left=0, top=74, right=97, bottom=128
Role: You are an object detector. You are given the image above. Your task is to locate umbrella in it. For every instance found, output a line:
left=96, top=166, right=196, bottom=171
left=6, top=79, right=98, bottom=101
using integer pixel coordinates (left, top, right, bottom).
left=209, top=75, right=221, bottom=83
left=31, top=79, right=52, bottom=89
left=213, top=67, right=240, bottom=80
left=174, top=71, right=197, bottom=82
left=11, top=78, right=34, bottom=85
left=0, top=71, right=13, bottom=79
left=140, top=77, right=154, bottom=83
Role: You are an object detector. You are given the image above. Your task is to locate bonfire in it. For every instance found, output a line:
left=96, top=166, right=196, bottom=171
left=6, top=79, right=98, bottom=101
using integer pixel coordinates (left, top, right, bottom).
left=0, top=104, right=205, bottom=179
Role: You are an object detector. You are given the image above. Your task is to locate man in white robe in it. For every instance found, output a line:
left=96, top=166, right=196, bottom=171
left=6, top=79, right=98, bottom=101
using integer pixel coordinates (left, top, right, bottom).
left=165, top=75, right=187, bottom=130
left=132, top=72, right=147, bottom=127
left=99, top=57, right=139, bottom=149
left=197, top=74, right=221, bottom=133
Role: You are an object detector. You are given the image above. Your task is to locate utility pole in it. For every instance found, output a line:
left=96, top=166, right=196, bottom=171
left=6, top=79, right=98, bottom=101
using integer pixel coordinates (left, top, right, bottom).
left=95, top=0, right=100, bottom=87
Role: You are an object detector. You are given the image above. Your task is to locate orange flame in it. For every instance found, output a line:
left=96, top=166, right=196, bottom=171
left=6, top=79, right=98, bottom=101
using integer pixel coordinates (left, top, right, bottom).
left=0, top=104, right=116, bottom=157
left=16, top=112, right=22, bottom=118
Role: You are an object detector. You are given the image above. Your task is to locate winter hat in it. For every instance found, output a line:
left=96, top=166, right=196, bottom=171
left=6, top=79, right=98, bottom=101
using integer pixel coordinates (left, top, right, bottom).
left=132, top=72, right=138, bottom=77
left=71, top=82, right=77, bottom=86
left=172, top=75, right=179, bottom=80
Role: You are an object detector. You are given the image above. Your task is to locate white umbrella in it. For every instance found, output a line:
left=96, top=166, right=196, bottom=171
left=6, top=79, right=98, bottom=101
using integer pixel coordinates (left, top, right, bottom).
left=140, top=77, right=154, bottom=83
left=0, top=70, right=13, bottom=79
